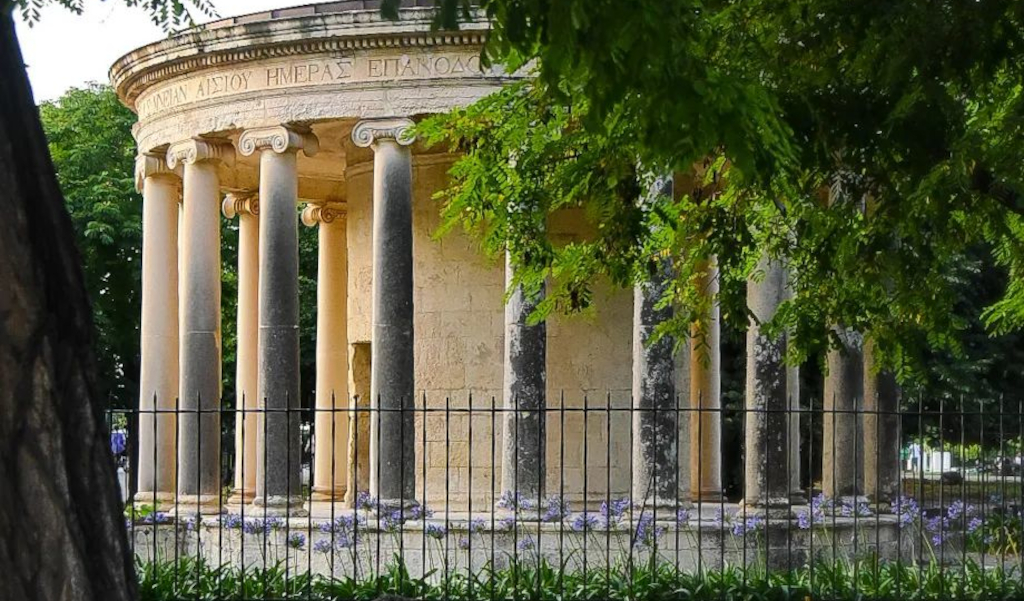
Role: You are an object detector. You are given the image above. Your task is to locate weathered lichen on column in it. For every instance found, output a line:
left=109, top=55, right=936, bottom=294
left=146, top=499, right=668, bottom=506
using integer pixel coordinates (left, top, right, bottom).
left=741, top=253, right=791, bottom=515
left=501, top=251, right=547, bottom=510
left=222, top=192, right=259, bottom=504
left=303, top=202, right=351, bottom=502
left=239, top=125, right=318, bottom=516
left=690, top=258, right=723, bottom=502
left=822, top=328, right=866, bottom=503
left=135, top=152, right=181, bottom=507
left=863, top=338, right=900, bottom=508
left=632, top=174, right=680, bottom=511
left=166, top=138, right=234, bottom=512
left=352, top=118, right=417, bottom=509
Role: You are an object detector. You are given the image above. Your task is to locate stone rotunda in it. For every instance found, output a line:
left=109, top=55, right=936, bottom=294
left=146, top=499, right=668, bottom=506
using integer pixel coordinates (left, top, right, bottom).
left=113, top=1, right=841, bottom=518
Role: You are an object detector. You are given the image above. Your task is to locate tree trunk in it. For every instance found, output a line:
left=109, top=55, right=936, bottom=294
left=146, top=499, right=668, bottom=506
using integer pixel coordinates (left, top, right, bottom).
left=0, top=8, right=136, bottom=601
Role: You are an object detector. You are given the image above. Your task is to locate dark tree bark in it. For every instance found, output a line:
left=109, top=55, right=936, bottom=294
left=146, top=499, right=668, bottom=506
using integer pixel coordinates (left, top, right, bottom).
left=0, top=7, right=137, bottom=601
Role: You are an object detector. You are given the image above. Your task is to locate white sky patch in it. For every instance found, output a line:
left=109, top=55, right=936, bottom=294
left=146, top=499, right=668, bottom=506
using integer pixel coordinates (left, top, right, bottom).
left=16, top=1, right=317, bottom=103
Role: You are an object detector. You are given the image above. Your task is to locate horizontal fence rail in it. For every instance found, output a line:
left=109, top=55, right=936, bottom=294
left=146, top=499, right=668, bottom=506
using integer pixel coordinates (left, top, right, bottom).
left=107, top=395, right=1024, bottom=600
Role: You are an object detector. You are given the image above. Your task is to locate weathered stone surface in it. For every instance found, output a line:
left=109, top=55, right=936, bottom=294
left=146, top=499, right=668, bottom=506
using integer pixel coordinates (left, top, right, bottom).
left=742, top=254, right=790, bottom=515
left=822, top=327, right=865, bottom=502
left=355, top=119, right=417, bottom=508
left=632, top=175, right=680, bottom=511
left=501, top=252, right=547, bottom=506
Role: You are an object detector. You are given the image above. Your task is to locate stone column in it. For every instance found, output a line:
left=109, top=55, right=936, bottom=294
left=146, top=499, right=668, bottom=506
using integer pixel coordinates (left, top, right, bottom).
left=166, top=138, right=233, bottom=512
left=690, top=258, right=723, bottom=502
left=863, top=338, right=900, bottom=508
left=238, top=126, right=318, bottom=515
left=632, top=174, right=679, bottom=511
left=741, top=253, right=791, bottom=515
left=135, top=152, right=181, bottom=506
left=303, top=202, right=350, bottom=502
left=822, top=329, right=865, bottom=503
left=352, top=118, right=416, bottom=508
left=784, top=267, right=803, bottom=502
left=223, top=193, right=259, bottom=504
left=501, top=253, right=547, bottom=508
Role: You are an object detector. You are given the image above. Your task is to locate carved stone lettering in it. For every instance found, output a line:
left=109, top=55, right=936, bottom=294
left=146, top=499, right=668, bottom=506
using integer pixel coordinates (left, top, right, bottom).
left=136, top=52, right=490, bottom=119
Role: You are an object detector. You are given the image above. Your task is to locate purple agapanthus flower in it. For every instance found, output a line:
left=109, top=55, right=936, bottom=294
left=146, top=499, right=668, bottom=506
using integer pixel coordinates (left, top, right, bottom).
left=633, top=514, right=666, bottom=548
left=498, top=491, right=537, bottom=513
left=458, top=536, right=471, bottom=550
left=469, top=518, right=487, bottom=534
left=967, top=516, right=984, bottom=534
left=242, top=518, right=266, bottom=535
left=796, top=511, right=812, bottom=530
left=732, top=515, right=764, bottom=537
left=223, top=514, right=243, bottom=530
left=355, top=491, right=378, bottom=511
left=947, top=500, right=965, bottom=521
left=517, top=536, right=535, bottom=551
left=407, top=503, right=434, bottom=521
left=110, top=431, right=127, bottom=456
left=571, top=512, right=601, bottom=532
left=541, top=496, right=571, bottom=522
left=600, top=498, right=631, bottom=526
left=891, top=496, right=920, bottom=528
left=313, top=539, right=333, bottom=554
left=497, top=516, right=516, bottom=532
left=676, top=507, right=691, bottom=524
left=425, top=523, right=447, bottom=540
left=287, top=532, right=306, bottom=550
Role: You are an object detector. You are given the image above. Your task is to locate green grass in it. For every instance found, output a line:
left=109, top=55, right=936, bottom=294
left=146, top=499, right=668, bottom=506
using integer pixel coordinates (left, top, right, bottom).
left=137, top=555, right=1024, bottom=601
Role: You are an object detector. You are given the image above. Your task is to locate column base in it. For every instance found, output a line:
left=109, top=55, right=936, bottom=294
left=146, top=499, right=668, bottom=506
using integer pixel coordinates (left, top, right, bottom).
left=170, top=494, right=226, bottom=515
left=692, top=489, right=725, bottom=503
left=789, top=489, right=807, bottom=505
left=133, top=491, right=178, bottom=508
left=227, top=488, right=255, bottom=506
left=737, top=496, right=794, bottom=518
left=311, top=485, right=348, bottom=503
left=251, top=495, right=308, bottom=517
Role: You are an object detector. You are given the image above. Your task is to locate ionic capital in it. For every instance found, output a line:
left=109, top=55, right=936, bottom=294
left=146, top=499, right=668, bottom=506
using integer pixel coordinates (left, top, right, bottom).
left=301, top=202, right=346, bottom=227
left=134, top=152, right=180, bottom=192
left=222, top=192, right=260, bottom=219
left=166, top=138, right=235, bottom=169
left=351, top=118, right=415, bottom=149
left=238, top=125, right=319, bottom=157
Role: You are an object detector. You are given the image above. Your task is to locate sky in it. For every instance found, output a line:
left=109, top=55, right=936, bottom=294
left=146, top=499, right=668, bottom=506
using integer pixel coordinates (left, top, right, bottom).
left=16, top=0, right=315, bottom=103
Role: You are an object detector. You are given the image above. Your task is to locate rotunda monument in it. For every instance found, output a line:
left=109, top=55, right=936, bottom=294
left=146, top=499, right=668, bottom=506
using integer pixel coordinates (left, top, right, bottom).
left=112, top=1, right=721, bottom=517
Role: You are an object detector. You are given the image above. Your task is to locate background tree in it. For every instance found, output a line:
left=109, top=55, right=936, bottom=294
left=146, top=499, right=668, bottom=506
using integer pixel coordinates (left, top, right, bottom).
left=39, top=84, right=143, bottom=408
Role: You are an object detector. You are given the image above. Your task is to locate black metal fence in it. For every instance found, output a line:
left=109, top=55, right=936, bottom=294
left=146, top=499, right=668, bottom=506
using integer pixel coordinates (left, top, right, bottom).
left=107, top=396, right=1024, bottom=600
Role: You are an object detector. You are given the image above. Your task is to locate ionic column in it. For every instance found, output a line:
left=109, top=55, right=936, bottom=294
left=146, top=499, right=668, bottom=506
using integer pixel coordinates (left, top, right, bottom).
left=166, top=138, right=233, bottom=512
left=863, top=338, right=900, bottom=507
left=303, top=202, right=350, bottom=503
left=501, top=253, right=546, bottom=508
left=135, top=152, right=181, bottom=507
left=239, top=126, right=318, bottom=515
left=690, top=258, right=723, bottom=502
left=741, top=253, right=791, bottom=515
left=632, top=174, right=680, bottom=511
left=352, top=118, right=416, bottom=508
left=822, top=328, right=865, bottom=503
left=223, top=193, right=259, bottom=504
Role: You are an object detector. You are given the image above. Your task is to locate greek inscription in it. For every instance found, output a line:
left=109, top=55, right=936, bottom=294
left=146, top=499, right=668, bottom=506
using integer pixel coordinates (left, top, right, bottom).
left=266, top=59, right=353, bottom=86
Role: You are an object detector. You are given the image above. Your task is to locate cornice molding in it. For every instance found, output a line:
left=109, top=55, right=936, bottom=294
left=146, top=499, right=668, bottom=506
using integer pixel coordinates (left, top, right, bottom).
left=111, top=9, right=491, bottom=108
left=351, top=118, right=415, bottom=148
left=238, top=125, right=319, bottom=157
